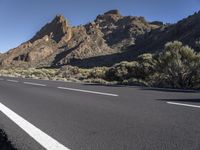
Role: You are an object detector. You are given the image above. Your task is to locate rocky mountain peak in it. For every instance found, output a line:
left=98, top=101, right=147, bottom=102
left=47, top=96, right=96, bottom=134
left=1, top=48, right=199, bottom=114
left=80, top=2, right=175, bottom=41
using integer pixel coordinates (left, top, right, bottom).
left=53, top=15, right=66, bottom=23
left=30, top=15, right=70, bottom=43
left=95, top=9, right=122, bottom=24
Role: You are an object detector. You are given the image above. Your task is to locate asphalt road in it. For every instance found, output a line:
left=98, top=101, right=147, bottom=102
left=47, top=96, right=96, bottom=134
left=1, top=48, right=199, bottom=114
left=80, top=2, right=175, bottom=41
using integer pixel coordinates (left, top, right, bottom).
left=0, top=76, right=200, bottom=150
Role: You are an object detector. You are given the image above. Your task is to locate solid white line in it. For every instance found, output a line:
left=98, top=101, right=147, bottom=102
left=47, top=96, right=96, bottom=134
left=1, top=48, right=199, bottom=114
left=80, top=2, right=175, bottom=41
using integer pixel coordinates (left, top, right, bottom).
left=24, top=82, right=46, bottom=87
left=7, top=79, right=19, bottom=83
left=167, top=102, right=200, bottom=108
left=0, top=102, right=70, bottom=150
left=58, top=87, right=118, bottom=97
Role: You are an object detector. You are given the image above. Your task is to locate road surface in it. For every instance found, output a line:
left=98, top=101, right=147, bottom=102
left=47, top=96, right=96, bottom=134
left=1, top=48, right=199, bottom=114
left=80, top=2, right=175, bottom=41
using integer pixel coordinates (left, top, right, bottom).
left=0, top=76, right=200, bottom=150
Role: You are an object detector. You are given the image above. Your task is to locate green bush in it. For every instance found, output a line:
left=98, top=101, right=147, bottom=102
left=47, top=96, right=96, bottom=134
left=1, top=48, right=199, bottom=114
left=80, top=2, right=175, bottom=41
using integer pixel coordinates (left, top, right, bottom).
left=154, top=41, right=200, bottom=89
left=105, top=61, right=139, bottom=81
left=105, top=54, right=155, bottom=82
left=136, top=53, right=156, bottom=80
left=88, top=67, right=108, bottom=79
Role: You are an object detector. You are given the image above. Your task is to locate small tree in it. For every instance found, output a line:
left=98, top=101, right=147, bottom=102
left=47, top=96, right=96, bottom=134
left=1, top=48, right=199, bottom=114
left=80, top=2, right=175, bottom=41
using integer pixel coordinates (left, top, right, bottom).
left=155, top=41, right=200, bottom=89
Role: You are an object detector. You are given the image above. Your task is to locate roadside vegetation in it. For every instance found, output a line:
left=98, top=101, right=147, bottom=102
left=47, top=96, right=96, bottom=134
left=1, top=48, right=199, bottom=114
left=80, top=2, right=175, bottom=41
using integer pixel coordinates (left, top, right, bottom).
left=1, top=41, right=200, bottom=89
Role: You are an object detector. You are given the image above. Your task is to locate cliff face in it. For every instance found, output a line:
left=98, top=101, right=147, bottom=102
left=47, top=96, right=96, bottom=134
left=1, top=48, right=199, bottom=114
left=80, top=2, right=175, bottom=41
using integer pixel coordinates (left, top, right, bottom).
left=1, top=10, right=200, bottom=68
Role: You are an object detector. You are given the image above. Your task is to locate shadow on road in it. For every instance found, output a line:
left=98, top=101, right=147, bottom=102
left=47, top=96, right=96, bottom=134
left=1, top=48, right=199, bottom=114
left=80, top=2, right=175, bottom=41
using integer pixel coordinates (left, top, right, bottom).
left=83, top=83, right=200, bottom=94
left=83, top=83, right=127, bottom=87
left=141, top=88, right=199, bottom=93
left=157, top=98, right=200, bottom=103
left=83, top=83, right=146, bottom=88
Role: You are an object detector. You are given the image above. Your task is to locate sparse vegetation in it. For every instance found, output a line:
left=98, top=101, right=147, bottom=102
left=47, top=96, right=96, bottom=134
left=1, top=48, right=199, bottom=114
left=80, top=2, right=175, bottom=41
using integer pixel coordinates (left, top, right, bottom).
left=1, top=41, right=200, bottom=89
left=0, top=68, right=58, bottom=80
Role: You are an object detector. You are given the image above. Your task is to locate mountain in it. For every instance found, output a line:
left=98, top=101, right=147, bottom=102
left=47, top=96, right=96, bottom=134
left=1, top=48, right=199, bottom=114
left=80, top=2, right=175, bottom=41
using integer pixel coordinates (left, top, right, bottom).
left=94, top=10, right=160, bottom=50
left=0, top=15, right=110, bottom=68
left=0, top=10, right=200, bottom=68
left=134, top=11, right=200, bottom=53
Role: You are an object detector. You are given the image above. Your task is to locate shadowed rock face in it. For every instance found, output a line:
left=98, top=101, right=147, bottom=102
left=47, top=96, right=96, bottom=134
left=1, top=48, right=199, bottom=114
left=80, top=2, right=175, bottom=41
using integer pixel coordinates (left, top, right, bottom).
left=134, top=11, right=200, bottom=53
left=1, top=10, right=200, bottom=68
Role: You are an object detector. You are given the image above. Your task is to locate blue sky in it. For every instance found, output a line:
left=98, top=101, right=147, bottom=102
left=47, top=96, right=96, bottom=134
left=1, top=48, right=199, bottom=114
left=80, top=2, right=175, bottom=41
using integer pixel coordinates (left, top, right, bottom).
left=0, top=0, right=200, bottom=52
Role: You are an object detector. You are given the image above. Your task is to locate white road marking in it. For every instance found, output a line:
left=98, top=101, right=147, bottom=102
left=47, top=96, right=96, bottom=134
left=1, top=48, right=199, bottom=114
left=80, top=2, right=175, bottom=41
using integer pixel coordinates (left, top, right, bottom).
left=167, top=102, right=200, bottom=108
left=24, top=82, right=46, bottom=87
left=7, top=79, right=19, bottom=83
left=0, top=78, right=4, bottom=80
left=58, top=87, right=118, bottom=97
left=0, top=102, right=70, bottom=150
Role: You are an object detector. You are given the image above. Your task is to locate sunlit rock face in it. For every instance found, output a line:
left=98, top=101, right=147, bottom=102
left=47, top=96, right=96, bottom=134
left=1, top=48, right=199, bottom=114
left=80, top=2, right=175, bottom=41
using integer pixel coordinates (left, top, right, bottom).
left=1, top=10, right=199, bottom=68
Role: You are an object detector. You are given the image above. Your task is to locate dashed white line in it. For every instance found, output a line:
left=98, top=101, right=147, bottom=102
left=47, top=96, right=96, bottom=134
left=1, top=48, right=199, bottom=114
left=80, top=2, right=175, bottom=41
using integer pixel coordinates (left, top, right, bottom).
left=58, top=87, right=119, bottom=97
left=24, top=82, right=46, bottom=87
left=167, top=102, right=200, bottom=108
left=7, top=79, right=19, bottom=83
left=0, top=102, right=70, bottom=150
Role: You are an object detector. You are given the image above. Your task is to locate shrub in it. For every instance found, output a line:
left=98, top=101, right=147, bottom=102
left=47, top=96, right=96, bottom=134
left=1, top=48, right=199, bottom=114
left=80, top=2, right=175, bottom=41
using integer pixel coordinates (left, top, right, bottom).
left=154, top=41, right=200, bottom=89
left=136, top=53, right=156, bottom=80
left=105, top=61, right=139, bottom=81
left=105, top=54, right=156, bottom=82
left=88, top=67, right=108, bottom=79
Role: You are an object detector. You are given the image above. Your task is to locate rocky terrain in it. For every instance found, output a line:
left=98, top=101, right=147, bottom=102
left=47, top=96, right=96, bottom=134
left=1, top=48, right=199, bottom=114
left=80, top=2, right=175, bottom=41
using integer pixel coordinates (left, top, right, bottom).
left=134, top=11, right=200, bottom=53
left=0, top=10, right=200, bottom=68
left=0, top=10, right=161, bottom=68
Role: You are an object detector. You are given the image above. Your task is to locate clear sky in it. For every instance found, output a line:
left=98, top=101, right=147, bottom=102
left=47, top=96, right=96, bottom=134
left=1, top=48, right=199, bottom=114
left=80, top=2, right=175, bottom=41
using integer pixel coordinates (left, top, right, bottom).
left=0, top=0, right=200, bottom=52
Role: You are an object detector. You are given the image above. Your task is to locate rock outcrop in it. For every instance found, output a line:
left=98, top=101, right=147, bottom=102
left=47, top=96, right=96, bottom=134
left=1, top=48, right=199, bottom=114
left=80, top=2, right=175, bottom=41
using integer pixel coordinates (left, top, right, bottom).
left=30, top=15, right=72, bottom=43
left=95, top=10, right=160, bottom=50
left=1, top=10, right=200, bottom=68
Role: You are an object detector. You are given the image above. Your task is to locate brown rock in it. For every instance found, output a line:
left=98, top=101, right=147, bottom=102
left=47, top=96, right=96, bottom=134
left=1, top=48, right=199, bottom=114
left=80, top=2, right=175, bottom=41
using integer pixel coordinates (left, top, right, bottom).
left=30, top=15, right=71, bottom=43
left=1, top=10, right=200, bottom=68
